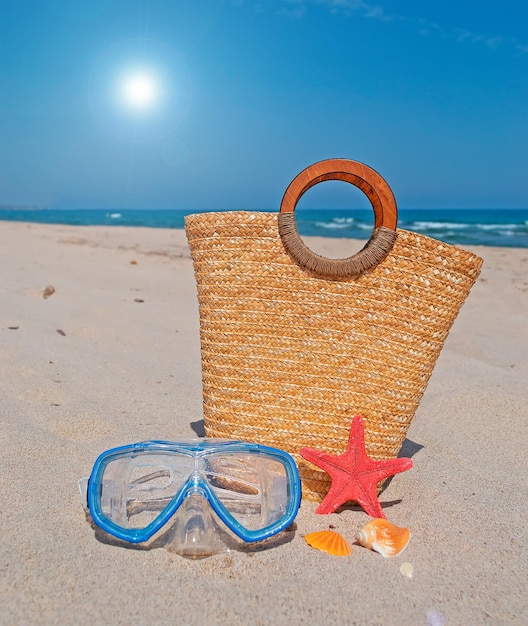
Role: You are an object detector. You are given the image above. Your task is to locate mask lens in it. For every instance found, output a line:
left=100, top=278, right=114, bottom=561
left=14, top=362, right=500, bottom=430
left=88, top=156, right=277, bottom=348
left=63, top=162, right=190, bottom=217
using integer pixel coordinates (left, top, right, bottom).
left=98, top=453, right=194, bottom=530
left=204, top=453, right=291, bottom=532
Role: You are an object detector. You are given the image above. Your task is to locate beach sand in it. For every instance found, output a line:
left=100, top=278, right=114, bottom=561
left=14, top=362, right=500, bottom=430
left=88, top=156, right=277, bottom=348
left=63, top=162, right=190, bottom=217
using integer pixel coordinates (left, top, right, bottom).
left=1, top=221, right=527, bottom=625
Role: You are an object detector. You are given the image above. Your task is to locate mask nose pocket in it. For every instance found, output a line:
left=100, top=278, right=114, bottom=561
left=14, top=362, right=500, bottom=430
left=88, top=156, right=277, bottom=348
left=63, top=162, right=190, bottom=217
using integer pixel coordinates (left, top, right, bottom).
left=165, top=493, right=226, bottom=559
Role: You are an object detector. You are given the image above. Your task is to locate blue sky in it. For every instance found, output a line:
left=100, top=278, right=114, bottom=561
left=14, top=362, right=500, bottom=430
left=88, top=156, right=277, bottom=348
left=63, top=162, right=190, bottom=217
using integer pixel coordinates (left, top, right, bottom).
left=0, top=0, right=527, bottom=210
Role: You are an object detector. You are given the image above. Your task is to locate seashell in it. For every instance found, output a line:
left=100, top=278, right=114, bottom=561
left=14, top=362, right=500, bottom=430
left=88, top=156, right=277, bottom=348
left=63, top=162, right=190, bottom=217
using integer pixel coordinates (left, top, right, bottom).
left=355, top=519, right=410, bottom=558
left=43, top=285, right=55, bottom=299
left=305, top=530, right=351, bottom=556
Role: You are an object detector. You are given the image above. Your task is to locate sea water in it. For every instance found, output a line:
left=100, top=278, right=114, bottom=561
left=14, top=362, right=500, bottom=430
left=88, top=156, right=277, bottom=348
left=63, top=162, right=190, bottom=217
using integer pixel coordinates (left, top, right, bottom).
left=0, top=207, right=527, bottom=248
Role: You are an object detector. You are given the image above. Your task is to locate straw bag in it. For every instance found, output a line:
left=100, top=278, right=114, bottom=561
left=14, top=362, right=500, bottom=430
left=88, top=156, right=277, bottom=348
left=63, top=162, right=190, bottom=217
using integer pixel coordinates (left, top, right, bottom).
left=185, top=159, right=483, bottom=501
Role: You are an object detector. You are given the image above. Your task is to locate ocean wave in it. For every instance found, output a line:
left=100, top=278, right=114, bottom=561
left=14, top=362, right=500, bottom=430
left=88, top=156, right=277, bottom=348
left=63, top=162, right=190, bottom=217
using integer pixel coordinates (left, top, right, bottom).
left=314, top=218, right=370, bottom=230
left=476, top=223, right=523, bottom=231
left=314, top=218, right=528, bottom=235
left=314, top=221, right=350, bottom=230
left=410, top=221, right=468, bottom=230
left=392, top=216, right=528, bottom=247
left=409, top=222, right=525, bottom=232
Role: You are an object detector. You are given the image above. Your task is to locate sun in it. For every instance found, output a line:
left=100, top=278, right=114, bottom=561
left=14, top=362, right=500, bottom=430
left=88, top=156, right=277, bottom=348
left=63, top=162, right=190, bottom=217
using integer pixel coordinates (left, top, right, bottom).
left=121, top=71, right=159, bottom=109
left=89, top=38, right=192, bottom=140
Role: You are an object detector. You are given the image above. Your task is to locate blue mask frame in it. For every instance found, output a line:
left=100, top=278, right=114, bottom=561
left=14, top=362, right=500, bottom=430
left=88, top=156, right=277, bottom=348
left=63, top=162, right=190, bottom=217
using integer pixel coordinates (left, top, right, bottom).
left=86, top=439, right=301, bottom=544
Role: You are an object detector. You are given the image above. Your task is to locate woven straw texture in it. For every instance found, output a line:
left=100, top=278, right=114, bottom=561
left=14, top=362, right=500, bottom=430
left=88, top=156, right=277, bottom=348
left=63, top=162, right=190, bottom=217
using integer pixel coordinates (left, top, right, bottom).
left=185, top=211, right=483, bottom=501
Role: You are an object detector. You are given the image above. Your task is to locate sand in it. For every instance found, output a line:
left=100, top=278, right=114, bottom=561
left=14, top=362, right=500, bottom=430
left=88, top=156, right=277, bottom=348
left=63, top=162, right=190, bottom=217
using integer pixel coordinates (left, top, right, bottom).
left=1, top=221, right=527, bottom=625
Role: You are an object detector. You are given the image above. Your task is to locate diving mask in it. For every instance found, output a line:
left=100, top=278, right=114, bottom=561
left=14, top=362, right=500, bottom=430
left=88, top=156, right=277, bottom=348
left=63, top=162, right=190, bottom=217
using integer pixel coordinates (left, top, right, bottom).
left=80, top=439, right=301, bottom=557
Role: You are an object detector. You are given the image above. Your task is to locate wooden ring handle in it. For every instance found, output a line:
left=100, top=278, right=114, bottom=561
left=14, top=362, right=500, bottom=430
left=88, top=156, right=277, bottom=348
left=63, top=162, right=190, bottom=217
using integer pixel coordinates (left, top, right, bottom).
left=278, top=158, right=398, bottom=278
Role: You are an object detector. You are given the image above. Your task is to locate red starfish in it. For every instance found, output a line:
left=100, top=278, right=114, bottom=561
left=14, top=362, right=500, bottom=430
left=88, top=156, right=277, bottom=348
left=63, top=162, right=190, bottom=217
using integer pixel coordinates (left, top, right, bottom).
left=300, top=415, right=413, bottom=518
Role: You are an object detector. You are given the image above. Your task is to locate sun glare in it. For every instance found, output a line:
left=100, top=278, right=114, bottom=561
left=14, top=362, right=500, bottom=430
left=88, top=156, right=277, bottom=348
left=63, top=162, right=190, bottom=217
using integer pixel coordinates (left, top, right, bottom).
left=121, top=72, right=159, bottom=109
left=89, top=39, right=191, bottom=140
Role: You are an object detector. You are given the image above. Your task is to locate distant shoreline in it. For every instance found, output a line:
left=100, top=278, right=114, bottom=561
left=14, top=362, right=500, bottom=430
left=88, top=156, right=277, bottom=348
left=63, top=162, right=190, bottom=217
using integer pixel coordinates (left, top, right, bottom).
left=1, top=206, right=527, bottom=248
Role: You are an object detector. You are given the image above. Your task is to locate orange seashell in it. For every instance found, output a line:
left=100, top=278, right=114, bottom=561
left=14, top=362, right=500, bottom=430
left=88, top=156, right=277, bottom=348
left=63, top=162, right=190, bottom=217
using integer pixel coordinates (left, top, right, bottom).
left=355, top=519, right=411, bottom=558
left=305, top=530, right=351, bottom=556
